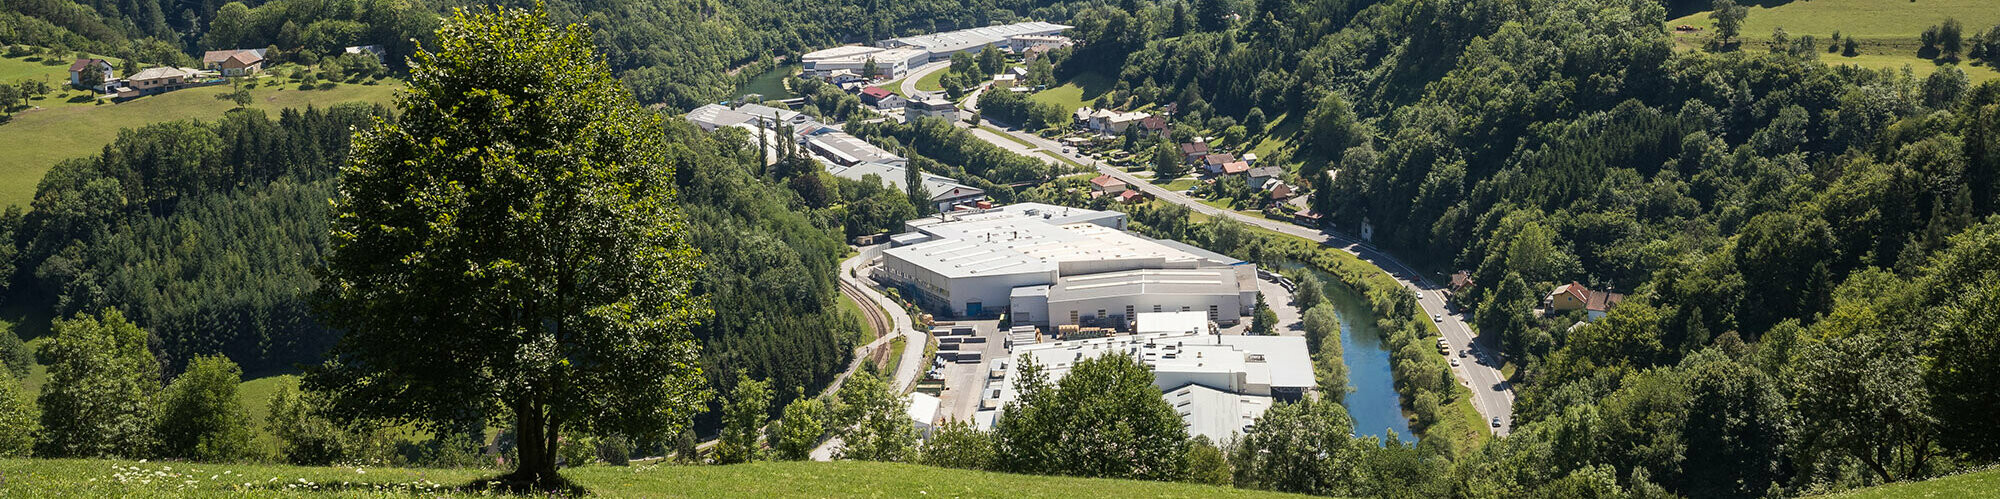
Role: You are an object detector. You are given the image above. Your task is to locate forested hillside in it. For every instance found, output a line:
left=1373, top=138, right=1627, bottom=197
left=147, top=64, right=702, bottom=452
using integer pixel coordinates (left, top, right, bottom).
left=1044, top=0, right=2000, bottom=495
left=0, top=0, right=1100, bottom=108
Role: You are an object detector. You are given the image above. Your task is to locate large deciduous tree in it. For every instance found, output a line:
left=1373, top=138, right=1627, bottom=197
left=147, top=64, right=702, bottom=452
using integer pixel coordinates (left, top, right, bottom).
left=995, top=353, right=1190, bottom=481
left=36, top=309, right=160, bottom=458
left=308, top=6, right=708, bottom=491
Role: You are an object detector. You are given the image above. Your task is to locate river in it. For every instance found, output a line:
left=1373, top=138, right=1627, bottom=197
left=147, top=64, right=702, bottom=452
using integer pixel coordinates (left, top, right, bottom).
left=734, top=63, right=799, bottom=101
left=1297, top=266, right=1414, bottom=443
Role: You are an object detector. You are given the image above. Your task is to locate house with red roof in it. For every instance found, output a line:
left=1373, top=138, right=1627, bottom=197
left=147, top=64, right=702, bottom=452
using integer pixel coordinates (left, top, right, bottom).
left=1088, top=174, right=1128, bottom=197
left=1547, top=281, right=1625, bottom=320
left=859, top=86, right=905, bottom=109
left=202, top=49, right=266, bottom=76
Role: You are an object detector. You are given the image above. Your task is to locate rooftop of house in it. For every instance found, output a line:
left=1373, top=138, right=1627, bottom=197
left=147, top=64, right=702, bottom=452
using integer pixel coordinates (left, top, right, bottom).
left=1248, top=166, right=1284, bottom=178
left=1223, top=161, right=1252, bottom=175
left=1204, top=153, right=1236, bottom=166
left=1089, top=174, right=1126, bottom=188
left=202, top=49, right=266, bottom=65
left=1180, top=142, right=1210, bottom=155
left=127, top=66, right=200, bottom=81
left=68, top=58, right=109, bottom=72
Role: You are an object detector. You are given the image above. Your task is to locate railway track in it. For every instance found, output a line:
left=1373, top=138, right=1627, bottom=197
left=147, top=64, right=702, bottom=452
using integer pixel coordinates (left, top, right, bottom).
left=822, top=276, right=897, bottom=398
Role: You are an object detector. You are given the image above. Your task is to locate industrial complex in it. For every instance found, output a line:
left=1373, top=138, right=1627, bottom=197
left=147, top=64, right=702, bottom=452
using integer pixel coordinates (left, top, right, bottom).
left=801, top=21, right=1072, bottom=78
left=875, top=203, right=1257, bottom=326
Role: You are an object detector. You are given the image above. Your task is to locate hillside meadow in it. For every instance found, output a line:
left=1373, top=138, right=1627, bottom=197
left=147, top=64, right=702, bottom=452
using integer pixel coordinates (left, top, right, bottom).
left=1664, top=0, right=2000, bottom=83
left=0, top=66, right=400, bottom=209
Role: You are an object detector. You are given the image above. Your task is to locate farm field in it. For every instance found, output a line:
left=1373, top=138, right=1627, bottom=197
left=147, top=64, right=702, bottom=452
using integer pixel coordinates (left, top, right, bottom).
left=0, top=77, right=401, bottom=209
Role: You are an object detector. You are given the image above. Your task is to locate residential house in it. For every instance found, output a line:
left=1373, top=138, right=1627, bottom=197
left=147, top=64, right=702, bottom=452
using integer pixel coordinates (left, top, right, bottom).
left=1089, top=174, right=1128, bottom=197
left=1201, top=153, right=1236, bottom=175
left=1265, top=182, right=1295, bottom=200
left=1547, top=281, right=1624, bottom=320
left=67, top=59, right=115, bottom=92
left=1139, top=115, right=1168, bottom=137
left=1118, top=189, right=1144, bottom=203
left=121, top=66, right=201, bottom=95
left=1179, top=142, right=1210, bottom=162
left=1247, top=166, right=1283, bottom=188
left=343, top=45, right=386, bottom=62
left=1222, top=160, right=1251, bottom=176
left=201, top=49, right=266, bottom=76
left=859, top=86, right=905, bottom=109
left=1448, top=271, right=1473, bottom=297
left=1083, top=109, right=1150, bottom=134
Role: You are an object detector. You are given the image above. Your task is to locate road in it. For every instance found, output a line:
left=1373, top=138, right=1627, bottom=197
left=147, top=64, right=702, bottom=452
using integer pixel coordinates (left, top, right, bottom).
left=810, top=246, right=933, bottom=461
left=897, top=61, right=950, bottom=99
left=958, top=108, right=1516, bottom=436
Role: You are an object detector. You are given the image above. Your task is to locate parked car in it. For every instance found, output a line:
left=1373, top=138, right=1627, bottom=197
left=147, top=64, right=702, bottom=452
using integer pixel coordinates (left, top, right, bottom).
left=1460, top=349, right=1469, bottom=358
left=1432, top=314, right=1443, bottom=323
left=1492, top=417, right=1503, bottom=428
left=1450, top=358, right=1461, bottom=367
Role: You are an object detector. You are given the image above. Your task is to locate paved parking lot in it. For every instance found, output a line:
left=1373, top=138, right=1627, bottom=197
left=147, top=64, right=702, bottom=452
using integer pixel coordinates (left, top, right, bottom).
left=933, top=319, right=1006, bottom=423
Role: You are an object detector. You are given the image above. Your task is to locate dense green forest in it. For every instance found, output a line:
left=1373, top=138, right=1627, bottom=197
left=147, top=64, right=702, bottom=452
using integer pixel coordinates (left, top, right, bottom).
left=0, top=0, right=1104, bottom=108
left=1040, top=0, right=2000, bottom=495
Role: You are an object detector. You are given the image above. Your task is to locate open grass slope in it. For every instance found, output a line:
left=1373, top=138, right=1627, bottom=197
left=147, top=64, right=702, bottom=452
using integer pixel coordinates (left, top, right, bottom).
left=1664, top=0, right=2000, bottom=83
left=0, top=458, right=1304, bottom=498
left=1817, top=466, right=2000, bottom=498
left=1030, top=71, right=1115, bottom=113
left=0, top=77, right=401, bottom=209
left=1667, top=0, right=2000, bottom=40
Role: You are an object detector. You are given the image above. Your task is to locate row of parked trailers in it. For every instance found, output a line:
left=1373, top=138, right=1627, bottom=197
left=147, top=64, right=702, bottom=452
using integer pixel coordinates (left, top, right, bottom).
left=932, top=324, right=986, bottom=363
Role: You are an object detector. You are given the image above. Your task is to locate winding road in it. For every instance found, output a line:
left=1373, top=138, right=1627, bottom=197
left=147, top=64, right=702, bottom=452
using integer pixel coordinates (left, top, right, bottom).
left=959, top=92, right=1515, bottom=436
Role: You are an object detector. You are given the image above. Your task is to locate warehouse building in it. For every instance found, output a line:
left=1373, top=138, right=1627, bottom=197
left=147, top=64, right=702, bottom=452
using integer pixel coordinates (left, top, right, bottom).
left=827, top=161, right=987, bottom=213
left=875, top=203, right=1254, bottom=322
left=880, top=22, right=1073, bottom=61
left=805, top=131, right=904, bottom=166
left=800, top=46, right=932, bottom=79
left=989, top=324, right=1314, bottom=443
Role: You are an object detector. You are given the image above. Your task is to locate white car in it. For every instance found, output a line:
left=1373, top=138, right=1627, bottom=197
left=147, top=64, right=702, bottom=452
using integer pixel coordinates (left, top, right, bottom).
left=1432, top=314, right=1443, bottom=323
left=1450, top=358, right=1461, bottom=367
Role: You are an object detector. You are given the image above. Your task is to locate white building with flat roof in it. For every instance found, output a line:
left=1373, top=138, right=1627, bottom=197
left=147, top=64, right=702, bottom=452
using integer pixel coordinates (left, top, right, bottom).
left=876, top=204, right=1253, bottom=321
left=881, top=21, right=1072, bottom=61
left=801, top=46, right=931, bottom=79
left=989, top=327, right=1314, bottom=443
left=806, top=131, right=903, bottom=166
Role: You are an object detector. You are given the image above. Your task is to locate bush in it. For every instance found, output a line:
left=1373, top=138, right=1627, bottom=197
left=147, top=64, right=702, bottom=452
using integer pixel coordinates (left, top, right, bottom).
left=153, top=355, right=256, bottom=462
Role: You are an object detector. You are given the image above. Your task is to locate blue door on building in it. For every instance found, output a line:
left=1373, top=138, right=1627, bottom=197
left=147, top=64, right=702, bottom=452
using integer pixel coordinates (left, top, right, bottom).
left=967, top=302, right=983, bottom=317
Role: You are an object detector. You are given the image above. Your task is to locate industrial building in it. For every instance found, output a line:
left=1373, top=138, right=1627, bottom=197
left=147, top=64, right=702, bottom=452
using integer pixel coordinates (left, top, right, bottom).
left=827, top=161, right=987, bottom=213
left=880, top=21, right=1074, bottom=61
left=805, top=131, right=904, bottom=166
left=875, top=203, right=1255, bottom=324
left=686, top=103, right=821, bottom=133
left=799, top=46, right=932, bottom=79
left=989, top=323, right=1315, bottom=443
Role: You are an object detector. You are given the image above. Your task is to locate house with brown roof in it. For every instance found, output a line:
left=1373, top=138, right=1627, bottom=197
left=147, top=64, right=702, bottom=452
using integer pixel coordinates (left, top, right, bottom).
left=1266, top=182, right=1294, bottom=200
left=1139, top=115, right=1168, bottom=136
left=1448, top=271, right=1473, bottom=296
left=1118, top=189, right=1144, bottom=203
left=202, top=49, right=267, bottom=76
left=1201, top=153, right=1236, bottom=175
left=121, top=66, right=201, bottom=94
left=1222, top=161, right=1252, bottom=175
left=1179, top=142, right=1210, bottom=162
left=1547, top=281, right=1624, bottom=320
left=1088, top=174, right=1128, bottom=197
left=68, top=59, right=115, bottom=91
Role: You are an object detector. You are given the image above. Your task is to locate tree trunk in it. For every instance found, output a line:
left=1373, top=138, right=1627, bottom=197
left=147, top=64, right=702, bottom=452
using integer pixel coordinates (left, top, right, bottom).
left=493, top=396, right=573, bottom=493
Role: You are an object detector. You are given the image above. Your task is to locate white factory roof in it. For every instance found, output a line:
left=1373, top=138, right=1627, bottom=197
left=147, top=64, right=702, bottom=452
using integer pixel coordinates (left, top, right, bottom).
left=807, top=132, right=904, bottom=164
left=802, top=45, right=886, bottom=61
left=827, top=161, right=983, bottom=202
left=1169, top=383, right=1270, bottom=445
left=992, top=331, right=1312, bottom=442
left=1215, top=335, right=1317, bottom=389
left=885, top=21, right=1072, bottom=54
left=1047, top=268, right=1245, bottom=302
left=1135, top=311, right=1211, bottom=335
left=885, top=219, right=1208, bottom=280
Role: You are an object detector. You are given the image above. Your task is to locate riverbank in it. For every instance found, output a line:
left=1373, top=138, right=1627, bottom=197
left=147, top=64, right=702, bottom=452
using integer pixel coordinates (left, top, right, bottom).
left=1131, top=207, right=1490, bottom=455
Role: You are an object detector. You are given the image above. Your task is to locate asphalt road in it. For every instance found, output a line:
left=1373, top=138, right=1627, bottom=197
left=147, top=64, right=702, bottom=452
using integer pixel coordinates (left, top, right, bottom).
left=897, top=61, right=950, bottom=100
left=957, top=111, right=1516, bottom=436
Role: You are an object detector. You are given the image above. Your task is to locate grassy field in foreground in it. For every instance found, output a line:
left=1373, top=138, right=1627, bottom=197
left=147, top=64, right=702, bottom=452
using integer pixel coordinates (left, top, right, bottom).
left=0, top=78, right=401, bottom=209
left=0, top=458, right=1303, bottom=498
left=1820, top=466, right=2000, bottom=498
